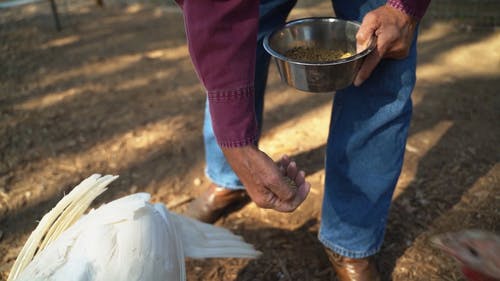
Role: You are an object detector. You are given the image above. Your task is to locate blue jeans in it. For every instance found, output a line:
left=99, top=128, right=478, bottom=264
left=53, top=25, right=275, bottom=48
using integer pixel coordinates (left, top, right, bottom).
left=203, top=0, right=417, bottom=258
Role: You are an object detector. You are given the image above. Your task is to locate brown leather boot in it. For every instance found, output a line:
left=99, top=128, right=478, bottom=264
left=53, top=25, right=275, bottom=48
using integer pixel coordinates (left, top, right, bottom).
left=182, top=184, right=250, bottom=223
left=324, top=248, right=381, bottom=281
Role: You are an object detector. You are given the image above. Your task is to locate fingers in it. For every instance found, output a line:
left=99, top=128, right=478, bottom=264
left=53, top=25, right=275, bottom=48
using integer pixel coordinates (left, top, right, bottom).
left=354, top=24, right=400, bottom=86
left=278, top=154, right=291, bottom=172
left=354, top=47, right=382, bottom=87
left=294, top=170, right=306, bottom=187
left=277, top=154, right=300, bottom=184
left=280, top=155, right=308, bottom=189
left=272, top=156, right=310, bottom=212
left=249, top=175, right=304, bottom=211
left=253, top=177, right=310, bottom=212
left=248, top=186, right=279, bottom=209
left=353, top=5, right=416, bottom=87
left=268, top=173, right=297, bottom=202
left=356, top=13, right=378, bottom=53
left=286, top=161, right=298, bottom=180
left=259, top=158, right=310, bottom=212
left=354, top=20, right=398, bottom=87
left=354, top=12, right=380, bottom=87
left=221, top=146, right=310, bottom=212
left=273, top=179, right=311, bottom=212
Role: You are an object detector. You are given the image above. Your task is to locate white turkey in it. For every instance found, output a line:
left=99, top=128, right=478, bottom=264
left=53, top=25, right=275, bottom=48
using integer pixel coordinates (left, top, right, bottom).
left=8, top=174, right=261, bottom=281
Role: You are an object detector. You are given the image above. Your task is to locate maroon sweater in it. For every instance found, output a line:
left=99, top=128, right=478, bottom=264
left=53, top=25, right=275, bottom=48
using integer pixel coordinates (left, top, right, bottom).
left=177, top=0, right=430, bottom=148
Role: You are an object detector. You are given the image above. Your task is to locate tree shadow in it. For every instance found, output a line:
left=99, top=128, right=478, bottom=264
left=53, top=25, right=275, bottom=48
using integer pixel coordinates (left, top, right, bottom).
left=379, top=72, right=499, bottom=279
left=0, top=6, right=187, bottom=107
left=0, top=0, right=333, bottom=245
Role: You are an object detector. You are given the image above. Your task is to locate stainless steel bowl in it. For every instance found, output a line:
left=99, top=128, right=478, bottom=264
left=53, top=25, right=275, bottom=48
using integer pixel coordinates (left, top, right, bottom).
left=263, top=17, right=375, bottom=93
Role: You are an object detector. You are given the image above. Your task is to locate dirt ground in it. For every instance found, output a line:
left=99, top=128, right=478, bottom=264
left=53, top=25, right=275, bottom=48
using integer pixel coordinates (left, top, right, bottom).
left=0, top=1, right=499, bottom=280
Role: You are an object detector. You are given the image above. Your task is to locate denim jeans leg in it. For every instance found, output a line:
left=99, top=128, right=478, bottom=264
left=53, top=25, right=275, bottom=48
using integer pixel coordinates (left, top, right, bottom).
left=203, top=0, right=296, bottom=190
left=318, top=0, right=418, bottom=256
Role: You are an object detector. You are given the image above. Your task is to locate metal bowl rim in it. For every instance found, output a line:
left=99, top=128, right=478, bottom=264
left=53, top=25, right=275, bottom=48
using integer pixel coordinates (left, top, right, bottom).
left=263, top=17, right=375, bottom=66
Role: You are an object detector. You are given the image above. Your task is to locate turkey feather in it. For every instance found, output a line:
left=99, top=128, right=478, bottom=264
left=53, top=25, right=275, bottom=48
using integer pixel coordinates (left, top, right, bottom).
left=9, top=174, right=260, bottom=281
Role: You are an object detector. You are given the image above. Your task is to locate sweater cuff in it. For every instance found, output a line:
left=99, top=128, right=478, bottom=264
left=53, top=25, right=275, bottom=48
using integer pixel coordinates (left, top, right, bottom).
left=386, top=0, right=430, bottom=19
left=208, top=86, right=258, bottom=148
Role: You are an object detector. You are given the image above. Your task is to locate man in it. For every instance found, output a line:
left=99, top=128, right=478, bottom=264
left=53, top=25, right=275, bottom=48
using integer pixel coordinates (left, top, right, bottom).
left=177, top=0, right=430, bottom=280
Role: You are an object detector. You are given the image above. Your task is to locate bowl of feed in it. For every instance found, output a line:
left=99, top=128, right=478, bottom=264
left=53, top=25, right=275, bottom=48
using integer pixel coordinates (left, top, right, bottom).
left=263, top=17, right=375, bottom=93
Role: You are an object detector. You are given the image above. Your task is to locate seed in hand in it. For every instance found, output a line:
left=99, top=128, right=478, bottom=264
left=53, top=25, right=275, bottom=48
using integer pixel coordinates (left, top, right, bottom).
left=283, top=176, right=297, bottom=190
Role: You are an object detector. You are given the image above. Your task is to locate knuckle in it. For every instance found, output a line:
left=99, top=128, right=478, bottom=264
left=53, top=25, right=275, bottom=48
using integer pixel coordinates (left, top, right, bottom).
left=377, top=43, right=389, bottom=56
left=281, top=187, right=296, bottom=201
left=254, top=191, right=275, bottom=208
left=364, top=12, right=377, bottom=22
left=270, top=174, right=282, bottom=183
left=254, top=197, right=270, bottom=208
left=356, top=31, right=365, bottom=41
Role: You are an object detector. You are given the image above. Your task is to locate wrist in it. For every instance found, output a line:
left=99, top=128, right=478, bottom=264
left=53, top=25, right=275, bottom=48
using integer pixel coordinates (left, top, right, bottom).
left=384, top=3, right=418, bottom=32
left=221, top=145, right=257, bottom=171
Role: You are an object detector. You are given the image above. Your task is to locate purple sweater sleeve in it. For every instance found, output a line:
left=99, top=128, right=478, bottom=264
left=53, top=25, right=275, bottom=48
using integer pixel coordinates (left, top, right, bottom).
left=178, top=0, right=259, bottom=148
left=386, top=0, right=431, bottom=19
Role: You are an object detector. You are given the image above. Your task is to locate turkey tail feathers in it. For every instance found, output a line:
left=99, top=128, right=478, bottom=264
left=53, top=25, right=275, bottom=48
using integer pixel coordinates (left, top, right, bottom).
left=7, top=174, right=118, bottom=281
left=8, top=174, right=260, bottom=281
left=169, top=212, right=261, bottom=259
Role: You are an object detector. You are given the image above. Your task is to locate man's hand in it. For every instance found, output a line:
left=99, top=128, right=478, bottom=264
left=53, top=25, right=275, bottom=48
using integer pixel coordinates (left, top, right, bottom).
left=221, top=145, right=310, bottom=212
left=354, top=4, right=417, bottom=86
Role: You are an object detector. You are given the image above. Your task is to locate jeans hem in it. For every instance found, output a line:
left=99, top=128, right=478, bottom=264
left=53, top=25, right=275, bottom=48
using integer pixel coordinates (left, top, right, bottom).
left=205, top=168, right=245, bottom=190
left=317, top=233, right=382, bottom=259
